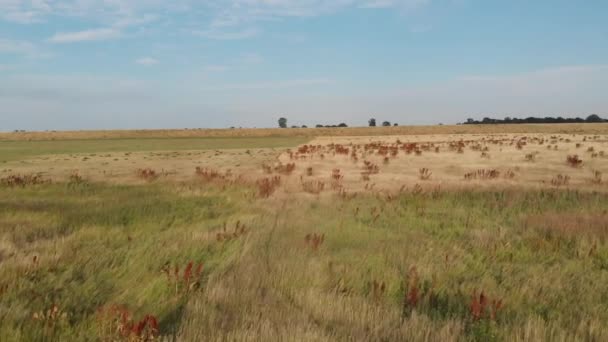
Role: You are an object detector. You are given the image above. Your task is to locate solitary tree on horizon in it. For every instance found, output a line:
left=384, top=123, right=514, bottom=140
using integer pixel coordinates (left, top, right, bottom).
left=382, top=121, right=391, bottom=127
left=278, top=117, right=287, bottom=128
left=586, top=114, right=602, bottom=122
left=368, top=118, right=376, bottom=127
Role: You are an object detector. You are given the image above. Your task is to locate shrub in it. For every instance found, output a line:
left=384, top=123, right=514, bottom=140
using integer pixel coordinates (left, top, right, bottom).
left=566, top=155, right=583, bottom=167
left=419, top=168, right=432, bottom=181
left=257, top=176, right=281, bottom=198
left=1, top=174, right=48, bottom=187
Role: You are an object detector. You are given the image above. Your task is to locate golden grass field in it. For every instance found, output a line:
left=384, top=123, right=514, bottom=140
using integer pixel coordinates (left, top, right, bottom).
left=1, top=124, right=608, bottom=341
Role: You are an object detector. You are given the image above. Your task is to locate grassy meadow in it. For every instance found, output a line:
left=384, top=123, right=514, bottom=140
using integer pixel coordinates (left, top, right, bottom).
left=1, top=126, right=608, bottom=341
left=0, top=136, right=310, bottom=162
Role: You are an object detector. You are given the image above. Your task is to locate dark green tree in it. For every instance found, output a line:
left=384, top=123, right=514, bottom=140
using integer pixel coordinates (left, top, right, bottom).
left=278, top=117, right=287, bottom=128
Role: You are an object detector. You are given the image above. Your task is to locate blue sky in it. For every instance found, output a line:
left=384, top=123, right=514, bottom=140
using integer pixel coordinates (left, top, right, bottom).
left=1, top=0, right=607, bottom=130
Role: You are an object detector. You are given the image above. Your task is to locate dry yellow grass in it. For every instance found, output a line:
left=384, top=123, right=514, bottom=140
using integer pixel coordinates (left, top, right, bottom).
left=275, top=133, right=608, bottom=192
left=4, top=131, right=605, bottom=193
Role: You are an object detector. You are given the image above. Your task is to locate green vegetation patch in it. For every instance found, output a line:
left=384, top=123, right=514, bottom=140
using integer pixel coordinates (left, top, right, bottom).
left=1, top=183, right=608, bottom=340
left=0, top=136, right=310, bottom=162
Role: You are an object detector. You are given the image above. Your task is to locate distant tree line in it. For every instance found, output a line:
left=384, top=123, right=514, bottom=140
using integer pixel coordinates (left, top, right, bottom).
left=315, top=123, right=348, bottom=128
left=278, top=116, right=400, bottom=128
left=463, top=114, right=606, bottom=125
left=277, top=117, right=349, bottom=128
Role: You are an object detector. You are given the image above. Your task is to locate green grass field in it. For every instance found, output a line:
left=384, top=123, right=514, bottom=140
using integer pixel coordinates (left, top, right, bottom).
left=2, top=182, right=608, bottom=341
left=0, top=136, right=310, bottom=162
left=1, top=133, right=608, bottom=341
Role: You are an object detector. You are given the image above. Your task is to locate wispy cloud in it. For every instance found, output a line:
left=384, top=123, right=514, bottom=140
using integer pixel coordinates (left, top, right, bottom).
left=2, top=1, right=433, bottom=43
left=204, top=65, right=230, bottom=72
left=0, top=38, right=50, bottom=58
left=0, top=38, right=35, bottom=54
left=48, top=28, right=121, bottom=43
left=136, top=57, right=159, bottom=66
left=191, top=28, right=260, bottom=40
left=199, top=78, right=333, bottom=91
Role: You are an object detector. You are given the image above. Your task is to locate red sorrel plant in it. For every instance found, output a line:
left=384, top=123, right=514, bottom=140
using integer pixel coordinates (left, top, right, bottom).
left=503, top=169, right=516, bottom=179
left=1, top=173, right=48, bottom=187
left=301, top=180, right=325, bottom=194
left=566, top=155, right=583, bottom=167
left=304, top=233, right=325, bottom=251
left=551, top=174, right=570, bottom=187
left=402, top=266, right=420, bottom=316
left=330, top=169, right=343, bottom=190
left=97, top=304, right=159, bottom=341
left=419, top=168, right=432, bottom=181
left=136, top=168, right=158, bottom=181
left=411, top=184, right=423, bottom=195
left=275, top=162, right=296, bottom=175
left=31, top=304, right=68, bottom=336
left=464, top=169, right=500, bottom=180
left=261, top=163, right=273, bottom=174
left=525, top=153, right=536, bottom=162
left=195, top=167, right=224, bottom=182
left=216, top=221, right=249, bottom=241
left=331, top=168, right=343, bottom=181
left=162, top=261, right=204, bottom=294
left=591, top=170, right=603, bottom=184
left=334, top=144, right=350, bottom=155
left=256, top=176, right=281, bottom=198
left=68, top=170, right=85, bottom=185
left=361, top=172, right=371, bottom=181
left=470, top=290, right=503, bottom=322
left=402, top=143, right=418, bottom=154
left=337, top=188, right=357, bottom=200
left=362, top=161, right=380, bottom=174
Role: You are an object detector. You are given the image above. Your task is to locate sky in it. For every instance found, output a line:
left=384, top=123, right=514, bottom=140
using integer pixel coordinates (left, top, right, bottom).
left=0, top=0, right=607, bottom=131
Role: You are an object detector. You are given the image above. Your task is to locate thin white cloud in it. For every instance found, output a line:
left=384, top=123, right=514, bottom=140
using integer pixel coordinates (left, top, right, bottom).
left=191, top=28, right=260, bottom=40
left=48, top=28, right=121, bottom=43
left=136, top=57, right=159, bottom=66
left=0, top=38, right=51, bottom=58
left=204, top=65, right=230, bottom=72
left=2, top=1, right=433, bottom=43
left=238, top=52, right=264, bottom=65
left=199, top=78, right=333, bottom=91
left=359, top=0, right=431, bottom=9
left=0, top=38, right=35, bottom=54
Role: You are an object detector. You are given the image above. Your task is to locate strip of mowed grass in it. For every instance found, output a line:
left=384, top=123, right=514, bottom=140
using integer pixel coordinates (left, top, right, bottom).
left=0, top=136, right=310, bottom=162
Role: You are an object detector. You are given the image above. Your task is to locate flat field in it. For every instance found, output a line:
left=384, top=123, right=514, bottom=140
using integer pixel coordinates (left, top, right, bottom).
left=1, top=125, right=608, bottom=341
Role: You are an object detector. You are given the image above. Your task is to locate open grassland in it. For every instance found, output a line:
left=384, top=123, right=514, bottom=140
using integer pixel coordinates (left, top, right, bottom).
left=0, top=136, right=310, bottom=162
left=2, top=183, right=608, bottom=341
left=3, top=123, right=608, bottom=141
left=1, top=126, right=608, bottom=341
